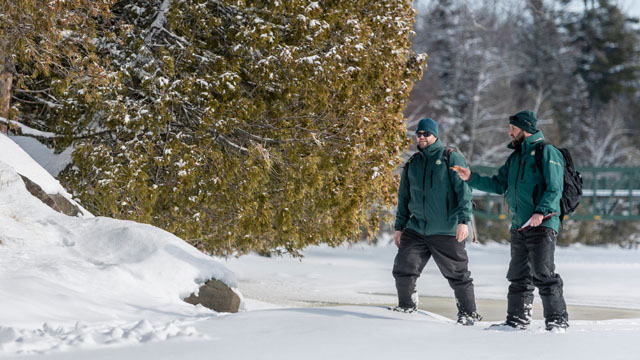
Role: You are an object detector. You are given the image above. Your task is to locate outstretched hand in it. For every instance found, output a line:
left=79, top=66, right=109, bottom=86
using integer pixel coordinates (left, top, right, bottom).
left=450, top=165, right=471, bottom=181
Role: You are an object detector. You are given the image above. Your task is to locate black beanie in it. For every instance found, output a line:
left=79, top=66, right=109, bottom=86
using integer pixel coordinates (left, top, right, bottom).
left=509, top=110, right=537, bottom=134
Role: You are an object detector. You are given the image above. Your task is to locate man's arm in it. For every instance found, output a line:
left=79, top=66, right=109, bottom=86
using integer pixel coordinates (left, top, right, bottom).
left=393, top=163, right=412, bottom=247
left=452, top=158, right=510, bottom=195
left=448, top=153, right=472, bottom=242
left=448, top=152, right=472, bottom=223
left=394, top=163, right=411, bottom=232
left=535, top=146, right=564, bottom=215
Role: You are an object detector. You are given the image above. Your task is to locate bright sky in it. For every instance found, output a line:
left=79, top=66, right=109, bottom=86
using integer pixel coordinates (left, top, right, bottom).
left=570, top=0, right=640, bottom=17
left=614, top=0, right=640, bottom=17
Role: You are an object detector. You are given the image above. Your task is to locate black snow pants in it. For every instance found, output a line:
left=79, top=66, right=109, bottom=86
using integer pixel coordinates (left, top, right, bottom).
left=506, top=226, right=568, bottom=326
left=392, top=229, right=476, bottom=314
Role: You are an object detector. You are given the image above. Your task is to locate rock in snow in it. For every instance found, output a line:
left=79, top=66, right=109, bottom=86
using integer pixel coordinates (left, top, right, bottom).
left=184, top=278, right=242, bottom=313
left=19, top=174, right=82, bottom=217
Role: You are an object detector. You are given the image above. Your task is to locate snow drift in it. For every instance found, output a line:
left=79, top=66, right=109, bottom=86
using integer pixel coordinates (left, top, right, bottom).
left=0, top=133, right=241, bottom=354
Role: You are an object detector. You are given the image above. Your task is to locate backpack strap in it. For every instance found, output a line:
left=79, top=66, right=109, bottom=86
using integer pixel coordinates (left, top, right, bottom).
left=442, top=146, right=457, bottom=188
left=404, top=152, right=420, bottom=173
left=442, top=145, right=469, bottom=189
left=407, top=151, right=420, bottom=166
left=442, top=146, right=465, bottom=174
left=534, top=140, right=550, bottom=174
left=401, top=152, right=420, bottom=186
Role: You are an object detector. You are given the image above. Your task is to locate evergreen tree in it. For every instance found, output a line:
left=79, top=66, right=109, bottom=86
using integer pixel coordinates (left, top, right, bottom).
left=0, top=0, right=112, bottom=137
left=60, top=0, right=426, bottom=255
left=409, top=0, right=517, bottom=163
left=411, top=0, right=477, bottom=153
left=559, top=0, right=640, bottom=165
left=568, top=0, right=639, bottom=107
left=513, top=1, right=571, bottom=115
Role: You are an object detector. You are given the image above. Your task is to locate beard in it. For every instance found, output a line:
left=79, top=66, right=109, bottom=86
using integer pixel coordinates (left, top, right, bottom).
left=417, top=138, right=432, bottom=149
left=511, top=133, right=525, bottom=147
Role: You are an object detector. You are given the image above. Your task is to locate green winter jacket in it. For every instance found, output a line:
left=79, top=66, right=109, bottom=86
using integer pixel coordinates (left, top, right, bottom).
left=467, top=130, right=564, bottom=232
left=394, top=139, right=473, bottom=236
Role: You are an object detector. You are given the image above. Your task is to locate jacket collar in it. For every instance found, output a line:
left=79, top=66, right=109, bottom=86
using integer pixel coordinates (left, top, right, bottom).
left=506, top=130, right=545, bottom=152
left=419, top=138, right=444, bottom=157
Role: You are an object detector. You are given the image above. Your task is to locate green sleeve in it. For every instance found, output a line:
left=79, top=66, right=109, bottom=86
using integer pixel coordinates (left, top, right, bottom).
left=448, top=152, right=472, bottom=223
left=535, top=146, right=564, bottom=215
left=467, top=156, right=510, bottom=195
left=394, top=163, right=411, bottom=231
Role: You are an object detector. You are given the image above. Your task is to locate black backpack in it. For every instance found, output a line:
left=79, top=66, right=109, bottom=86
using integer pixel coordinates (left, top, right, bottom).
left=534, top=142, right=583, bottom=221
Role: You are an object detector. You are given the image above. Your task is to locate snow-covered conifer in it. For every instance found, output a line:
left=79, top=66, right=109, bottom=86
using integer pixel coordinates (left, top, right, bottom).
left=61, top=0, right=426, bottom=255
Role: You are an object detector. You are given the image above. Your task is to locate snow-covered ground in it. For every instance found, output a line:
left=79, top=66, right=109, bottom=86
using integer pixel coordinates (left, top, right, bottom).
left=1, top=133, right=640, bottom=359
left=225, top=240, right=640, bottom=311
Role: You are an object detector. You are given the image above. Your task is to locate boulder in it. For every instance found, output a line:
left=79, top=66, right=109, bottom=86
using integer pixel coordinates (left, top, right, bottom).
left=20, top=175, right=81, bottom=217
left=184, top=278, right=241, bottom=313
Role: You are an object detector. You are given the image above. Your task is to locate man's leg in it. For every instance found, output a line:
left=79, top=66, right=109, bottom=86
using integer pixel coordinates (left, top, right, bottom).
left=392, top=229, right=431, bottom=309
left=526, top=227, right=569, bottom=329
left=506, top=230, right=535, bottom=328
left=428, top=234, right=477, bottom=316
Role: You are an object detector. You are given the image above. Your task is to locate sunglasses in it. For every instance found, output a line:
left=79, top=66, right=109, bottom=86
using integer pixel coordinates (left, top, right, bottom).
left=416, top=131, right=431, bottom=138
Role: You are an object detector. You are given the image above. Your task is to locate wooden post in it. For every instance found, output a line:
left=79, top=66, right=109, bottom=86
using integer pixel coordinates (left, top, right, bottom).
left=0, top=71, right=12, bottom=134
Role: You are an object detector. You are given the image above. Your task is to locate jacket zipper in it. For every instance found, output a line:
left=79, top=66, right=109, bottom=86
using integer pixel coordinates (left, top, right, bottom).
left=446, top=192, right=450, bottom=217
left=422, top=153, right=428, bottom=235
left=514, top=149, right=524, bottom=219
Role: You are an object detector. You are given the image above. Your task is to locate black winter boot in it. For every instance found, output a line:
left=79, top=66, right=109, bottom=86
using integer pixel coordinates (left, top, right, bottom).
left=389, top=305, right=417, bottom=313
left=545, top=318, right=569, bottom=332
left=457, top=311, right=482, bottom=326
left=486, top=321, right=528, bottom=331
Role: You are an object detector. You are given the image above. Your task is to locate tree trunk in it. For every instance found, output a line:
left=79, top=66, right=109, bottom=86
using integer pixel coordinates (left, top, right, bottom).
left=0, top=71, right=12, bottom=134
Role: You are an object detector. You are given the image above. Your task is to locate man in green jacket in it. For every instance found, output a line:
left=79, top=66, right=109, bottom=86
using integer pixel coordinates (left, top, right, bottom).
left=391, top=117, right=481, bottom=326
left=452, top=110, right=569, bottom=331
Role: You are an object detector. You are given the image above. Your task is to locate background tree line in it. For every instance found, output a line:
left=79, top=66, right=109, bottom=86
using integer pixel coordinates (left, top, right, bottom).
left=406, top=0, right=640, bottom=246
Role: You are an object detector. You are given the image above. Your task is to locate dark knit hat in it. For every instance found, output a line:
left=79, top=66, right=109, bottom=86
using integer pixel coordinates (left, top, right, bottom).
left=509, top=110, right=537, bottom=134
left=416, top=118, right=438, bottom=138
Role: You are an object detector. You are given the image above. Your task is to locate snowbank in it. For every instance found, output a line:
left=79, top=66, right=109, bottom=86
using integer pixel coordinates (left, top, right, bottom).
left=0, top=134, right=241, bottom=354
left=0, top=134, right=75, bottom=201
left=8, top=135, right=73, bottom=178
